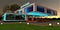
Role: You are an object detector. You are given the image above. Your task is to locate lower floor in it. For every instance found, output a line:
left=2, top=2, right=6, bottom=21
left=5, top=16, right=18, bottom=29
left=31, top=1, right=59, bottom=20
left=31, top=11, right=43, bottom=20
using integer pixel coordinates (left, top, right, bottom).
left=3, top=13, right=60, bottom=22
left=3, top=14, right=50, bottom=22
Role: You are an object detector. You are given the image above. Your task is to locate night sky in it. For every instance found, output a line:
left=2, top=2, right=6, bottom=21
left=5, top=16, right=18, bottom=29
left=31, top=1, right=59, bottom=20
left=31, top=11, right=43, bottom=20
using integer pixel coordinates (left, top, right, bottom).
left=0, top=0, right=60, bottom=16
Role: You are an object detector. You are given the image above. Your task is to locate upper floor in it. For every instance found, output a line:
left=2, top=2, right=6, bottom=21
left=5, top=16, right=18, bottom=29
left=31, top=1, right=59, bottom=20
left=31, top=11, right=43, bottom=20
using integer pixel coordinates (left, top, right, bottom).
left=14, top=2, right=57, bottom=16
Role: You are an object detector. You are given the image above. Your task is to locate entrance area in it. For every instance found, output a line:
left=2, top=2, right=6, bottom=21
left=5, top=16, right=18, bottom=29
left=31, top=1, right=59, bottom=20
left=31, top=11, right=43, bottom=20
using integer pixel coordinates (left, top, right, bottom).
left=26, top=15, right=50, bottom=22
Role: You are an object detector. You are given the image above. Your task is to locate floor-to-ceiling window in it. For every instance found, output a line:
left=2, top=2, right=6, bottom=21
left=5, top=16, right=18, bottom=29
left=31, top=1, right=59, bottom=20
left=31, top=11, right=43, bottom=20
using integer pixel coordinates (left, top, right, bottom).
left=47, top=9, right=52, bottom=14
left=6, top=14, right=25, bottom=21
left=37, top=6, right=45, bottom=13
left=52, top=10, right=57, bottom=15
left=25, top=5, right=33, bottom=13
left=6, top=14, right=15, bottom=20
left=16, top=15, right=25, bottom=20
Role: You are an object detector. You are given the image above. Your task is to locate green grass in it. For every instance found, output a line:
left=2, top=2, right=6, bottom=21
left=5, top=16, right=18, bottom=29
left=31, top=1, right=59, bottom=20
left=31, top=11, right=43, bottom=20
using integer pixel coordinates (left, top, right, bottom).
left=52, top=20, right=60, bottom=22
left=0, top=23, right=60, bottom=30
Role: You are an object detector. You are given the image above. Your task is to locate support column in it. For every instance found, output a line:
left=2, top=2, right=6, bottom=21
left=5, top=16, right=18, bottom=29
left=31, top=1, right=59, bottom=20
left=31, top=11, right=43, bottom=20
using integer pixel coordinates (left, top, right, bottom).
left=3, top=13, right=7, bottom=21
left=35, top=3, right=37, bottom=11
left=44, top=8, right=47, bottom=13
left=32, top=16, right=34, bottom=22
left=22, top=8, right=25, bottom=14
left=51, top=10, right=53, bottom=15
left=14, top=14, right=16, bottom=20
left=32, top=3, right=36, bottom=11
left=26, top=16, right=28, bottom=22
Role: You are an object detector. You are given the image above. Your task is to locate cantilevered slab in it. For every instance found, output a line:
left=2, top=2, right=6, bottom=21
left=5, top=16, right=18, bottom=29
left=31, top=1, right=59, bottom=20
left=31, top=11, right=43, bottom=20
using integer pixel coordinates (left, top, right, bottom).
left=26, top=11, right=49, bottom=16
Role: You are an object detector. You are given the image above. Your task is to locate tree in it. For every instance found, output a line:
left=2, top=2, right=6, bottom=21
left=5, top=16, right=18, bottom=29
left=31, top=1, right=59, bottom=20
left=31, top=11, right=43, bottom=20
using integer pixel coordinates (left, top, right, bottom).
left=10, top=4, right=20, bottom=12
left=3, top=4, right=20, bottom=13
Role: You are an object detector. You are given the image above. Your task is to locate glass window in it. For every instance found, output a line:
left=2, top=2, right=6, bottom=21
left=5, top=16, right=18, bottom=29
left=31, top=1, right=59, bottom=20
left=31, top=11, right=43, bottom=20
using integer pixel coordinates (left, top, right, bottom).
left=25, top=5, right=33, bottom=13
left=37, top=6, right=44, bottom=12
left=47, top=9, right=52, bottom=14
left=16, top=15, right=25, bottom=20
left=6, top=14, right=25, bottom=20
left=52, top=11, right=57, bottom=15
left=6, top=14, right=15, bottom=20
